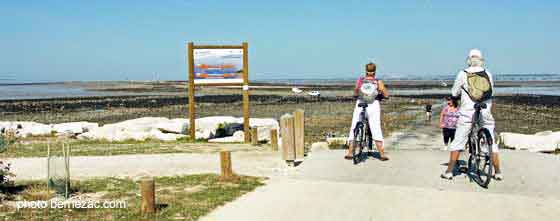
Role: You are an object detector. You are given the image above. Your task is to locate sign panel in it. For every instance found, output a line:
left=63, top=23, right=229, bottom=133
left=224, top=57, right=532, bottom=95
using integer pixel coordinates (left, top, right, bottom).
left=193, top=49, right=244, bottom=84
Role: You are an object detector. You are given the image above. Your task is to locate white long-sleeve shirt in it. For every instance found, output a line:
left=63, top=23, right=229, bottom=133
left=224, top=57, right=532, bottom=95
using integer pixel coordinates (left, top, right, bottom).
left=451, top=66, right=494, bottom=113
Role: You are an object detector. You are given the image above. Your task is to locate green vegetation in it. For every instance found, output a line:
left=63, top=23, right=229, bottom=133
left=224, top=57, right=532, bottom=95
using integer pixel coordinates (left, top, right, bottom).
left=0, top=138, right=257, bottom=158
left=0, top=174, right=265, bottom=220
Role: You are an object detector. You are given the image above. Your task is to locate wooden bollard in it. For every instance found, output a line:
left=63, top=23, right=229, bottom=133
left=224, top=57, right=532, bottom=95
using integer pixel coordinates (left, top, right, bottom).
left=270, top=129, right=278, bottom=151
left=220, top=151, right=233, bottom=178
left=293, top=109, right=305, bottom=160
left=280, top=114, right=295, bottom=161
left=140, top=177, right=156, bottom=214
left=251, top=127, right=259, bottom=145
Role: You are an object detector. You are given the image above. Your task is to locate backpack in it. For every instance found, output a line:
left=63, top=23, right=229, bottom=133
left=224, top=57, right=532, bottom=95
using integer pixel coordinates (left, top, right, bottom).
left=462, top=69, right=493, bottom=102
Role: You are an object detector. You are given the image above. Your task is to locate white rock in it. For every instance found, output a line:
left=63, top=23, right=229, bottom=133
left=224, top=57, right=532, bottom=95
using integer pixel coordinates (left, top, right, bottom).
left=326, top=137, right=348, bottom=146
left=17, top=122, right=53, bottom=137
left=195, top=130, right=213, bottom=140
left=0, top=121, right=21, bottom=131
left=149, top=129, right=187, bottom=141
left=77, top=125, right=122, bottom=141
left=156, top=118, right=189, bottom=134
left=70, top=117, right=279, bottom=142
left=500, top=131, right=560, bottom=152
left=0, top=121, right=54, bottom=138
left=195, top=116, right=240, bottom=134
left=111, top=117, right=170, bottom=132
left=310, top=142, right=330, bottom=152
left=53, top=122, right=99, bottom=135
left=208, top=131, right=245, bottom=143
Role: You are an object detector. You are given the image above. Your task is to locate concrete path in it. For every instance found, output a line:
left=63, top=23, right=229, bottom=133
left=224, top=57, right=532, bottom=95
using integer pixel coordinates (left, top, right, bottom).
left=202, top=178, right=560, bottom=221
left=200, top=149, right=560, bottom=221
left=201, top=107, right=560, bottom=221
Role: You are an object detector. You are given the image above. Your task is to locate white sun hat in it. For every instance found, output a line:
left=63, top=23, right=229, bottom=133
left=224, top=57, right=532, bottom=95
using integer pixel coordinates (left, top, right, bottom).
left=468, top=49, right=483, bottom=58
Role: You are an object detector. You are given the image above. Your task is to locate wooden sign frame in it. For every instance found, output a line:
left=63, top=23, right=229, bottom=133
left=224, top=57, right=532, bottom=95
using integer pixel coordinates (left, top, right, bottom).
left=187, top=42, right=250, bottom=143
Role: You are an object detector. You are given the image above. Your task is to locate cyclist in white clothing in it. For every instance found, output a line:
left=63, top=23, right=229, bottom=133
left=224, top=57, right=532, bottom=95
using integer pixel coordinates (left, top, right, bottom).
left=441, top=49, right=503, bottom=180
left=344, top=63, right=389, bottom=161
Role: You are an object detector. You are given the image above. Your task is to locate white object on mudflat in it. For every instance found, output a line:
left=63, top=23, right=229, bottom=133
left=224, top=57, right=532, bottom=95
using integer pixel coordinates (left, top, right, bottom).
left=308, top=91, right=321, bottom=96
left=500, top=131, right=560, bottom=152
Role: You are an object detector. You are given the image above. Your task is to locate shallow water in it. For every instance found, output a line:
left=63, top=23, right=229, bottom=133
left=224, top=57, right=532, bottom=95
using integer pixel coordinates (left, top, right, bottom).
left=1, top=82, right=559, bottom=101
left=393, top=86, right=560, bottom=96
left=0, top=84, right=128, bottom=100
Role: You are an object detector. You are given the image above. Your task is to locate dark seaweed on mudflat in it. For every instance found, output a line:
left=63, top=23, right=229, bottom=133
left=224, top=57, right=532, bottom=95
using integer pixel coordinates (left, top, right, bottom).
left=396, top=94, right=560, bottom=107
left=0, top=95, right=356, bottom=114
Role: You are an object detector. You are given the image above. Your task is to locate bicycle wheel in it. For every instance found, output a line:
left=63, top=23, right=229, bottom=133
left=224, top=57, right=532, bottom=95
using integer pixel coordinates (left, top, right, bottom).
left=352, top=123, right=364, bottom=164
left=471, top=128, right=494, bottom=188
left=365, top=124, right=373, bottom=151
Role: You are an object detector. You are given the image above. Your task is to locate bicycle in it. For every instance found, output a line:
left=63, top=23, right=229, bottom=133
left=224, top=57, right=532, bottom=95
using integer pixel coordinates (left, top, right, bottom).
left=352, top=101, right=373, bottom=164
left=464, top=102, right=494, bottom=188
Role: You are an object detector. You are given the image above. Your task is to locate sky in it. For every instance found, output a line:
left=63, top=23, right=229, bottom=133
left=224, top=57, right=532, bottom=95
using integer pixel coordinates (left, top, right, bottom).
left=0, top=0, right=559, bottom=82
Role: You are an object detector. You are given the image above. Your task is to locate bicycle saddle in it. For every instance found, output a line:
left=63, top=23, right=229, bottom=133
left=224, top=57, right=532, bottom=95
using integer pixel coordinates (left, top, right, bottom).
left=358, top=103, right=368, bottom=108
left=474, top=103, right=487, bottom=109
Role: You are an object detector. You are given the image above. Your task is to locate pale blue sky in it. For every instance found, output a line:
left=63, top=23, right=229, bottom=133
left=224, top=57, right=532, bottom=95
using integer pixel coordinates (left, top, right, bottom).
left=0, top=0, right=558, bottom=82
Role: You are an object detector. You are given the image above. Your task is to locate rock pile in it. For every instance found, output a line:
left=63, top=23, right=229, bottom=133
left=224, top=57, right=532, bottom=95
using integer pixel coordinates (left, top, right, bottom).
left=0, top=116, right=279, bottom=143
left=500, top=131, right=560, bottom=152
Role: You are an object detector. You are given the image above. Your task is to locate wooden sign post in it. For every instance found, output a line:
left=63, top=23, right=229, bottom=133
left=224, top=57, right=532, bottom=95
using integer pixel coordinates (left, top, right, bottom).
left=187, top=42, right=250, bottom=143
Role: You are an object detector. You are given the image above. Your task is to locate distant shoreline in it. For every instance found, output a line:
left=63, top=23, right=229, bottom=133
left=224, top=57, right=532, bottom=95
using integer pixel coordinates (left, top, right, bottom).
left=1, top=80, right=560, bottom=101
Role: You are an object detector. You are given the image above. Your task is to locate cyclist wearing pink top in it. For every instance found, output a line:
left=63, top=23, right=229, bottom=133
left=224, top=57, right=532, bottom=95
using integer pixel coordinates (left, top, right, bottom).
left=344, top=62, right=389, bottom=161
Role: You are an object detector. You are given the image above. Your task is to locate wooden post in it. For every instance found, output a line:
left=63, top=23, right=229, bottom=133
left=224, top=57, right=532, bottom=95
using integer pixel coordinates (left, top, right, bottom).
left=187, top=42, right=196, bottom=140
left=280, top=114, right=295, bottom=161
left=270, top=129, right=278, bottom=151
left=64, top=143, right=70, bottom=199
left=220, top=151, right=233, bottom=178
left=251, top=127, right=259, bottom=145
left=47, top=142, right=50, bottom=189
left=140, top=177, right=156, bottom=214
left=293, top=109, right=305, bottom=160
left=242, top=42, right=250, bottom=143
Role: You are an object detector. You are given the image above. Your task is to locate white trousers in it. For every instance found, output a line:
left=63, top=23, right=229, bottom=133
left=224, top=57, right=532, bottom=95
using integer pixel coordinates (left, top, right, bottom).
left=347, top=100, right=384, bottom=142
left=448, top=109, right=499, bottom=153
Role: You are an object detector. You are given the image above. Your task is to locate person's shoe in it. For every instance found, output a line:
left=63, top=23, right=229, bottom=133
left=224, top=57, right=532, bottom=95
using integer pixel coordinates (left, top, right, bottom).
left=344, top=155, right=353, bottom=160
left=378, top=155, right=389, bottom=161
left=494, top=173, right=503, bottom=181
left=440, top=172, right=453, bottom=180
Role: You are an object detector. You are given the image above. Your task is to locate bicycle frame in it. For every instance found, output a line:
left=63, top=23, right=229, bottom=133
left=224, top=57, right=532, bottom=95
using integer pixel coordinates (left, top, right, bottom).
left=467, top=107, right=483, bottom=153
left=357, top=105, right=372, bottom=146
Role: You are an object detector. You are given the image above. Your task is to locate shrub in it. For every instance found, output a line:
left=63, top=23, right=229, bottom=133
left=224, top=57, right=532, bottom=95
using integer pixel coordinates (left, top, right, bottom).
left=0, top=161, right=14, bottom=188
left=0, top=134, right=15, bottom=188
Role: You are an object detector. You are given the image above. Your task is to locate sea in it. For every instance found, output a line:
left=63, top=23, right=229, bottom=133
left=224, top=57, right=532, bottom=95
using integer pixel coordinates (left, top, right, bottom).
left=1, top=73, right=559, bottom=100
